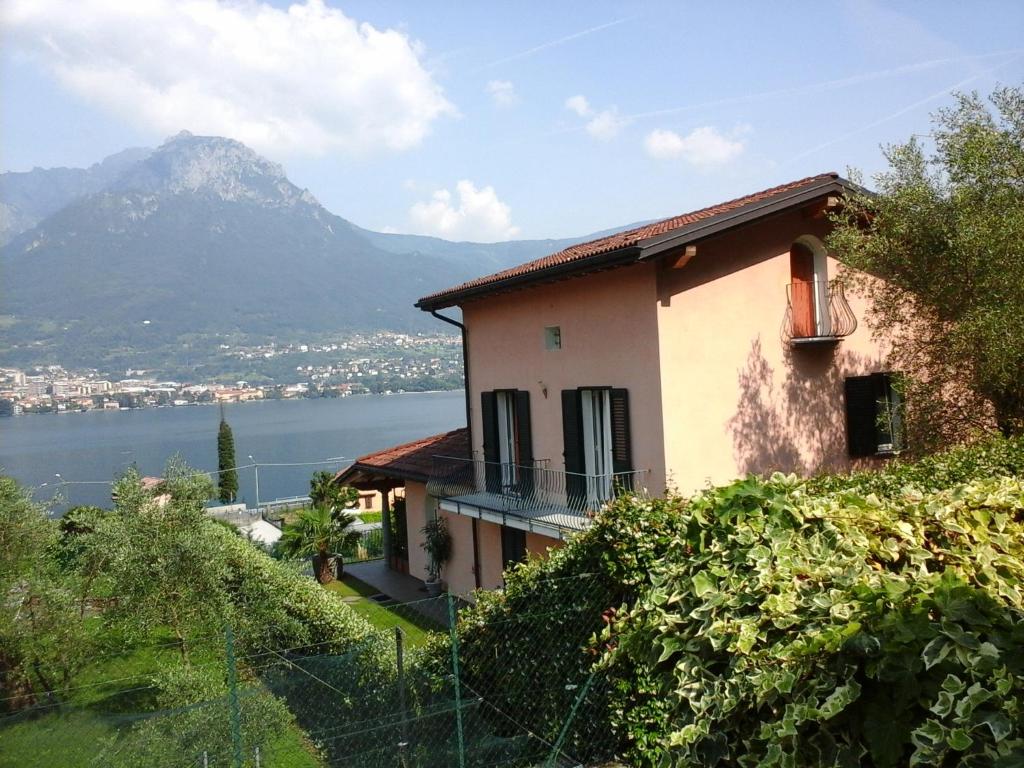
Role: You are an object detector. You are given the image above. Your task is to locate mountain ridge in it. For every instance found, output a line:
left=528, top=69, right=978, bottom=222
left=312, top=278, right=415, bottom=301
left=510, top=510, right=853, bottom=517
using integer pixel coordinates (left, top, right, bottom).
left=0, top=132, right=648, bottom=375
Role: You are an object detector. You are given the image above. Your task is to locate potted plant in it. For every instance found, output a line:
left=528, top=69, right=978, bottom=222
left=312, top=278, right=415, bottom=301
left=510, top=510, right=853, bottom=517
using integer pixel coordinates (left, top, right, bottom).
left=278, top=506, right=360, bottom=584
left=420, top=517, right=452, bottom=597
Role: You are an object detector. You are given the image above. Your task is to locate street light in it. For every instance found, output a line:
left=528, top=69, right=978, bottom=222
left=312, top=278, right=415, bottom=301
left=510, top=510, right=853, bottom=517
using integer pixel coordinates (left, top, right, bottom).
left=248, top=455, right=260, bottom=515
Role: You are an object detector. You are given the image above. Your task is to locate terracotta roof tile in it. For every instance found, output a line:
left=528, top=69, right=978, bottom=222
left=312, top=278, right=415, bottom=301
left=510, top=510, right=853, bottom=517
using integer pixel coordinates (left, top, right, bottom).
left=418, top=172, right=840, bottom=308
left=334, top=428, right=469, bottom=485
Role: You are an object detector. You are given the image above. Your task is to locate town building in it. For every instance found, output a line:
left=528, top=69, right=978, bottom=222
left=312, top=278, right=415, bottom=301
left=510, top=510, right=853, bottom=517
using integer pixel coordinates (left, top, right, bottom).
left=336, top=173, right=899, bottom=595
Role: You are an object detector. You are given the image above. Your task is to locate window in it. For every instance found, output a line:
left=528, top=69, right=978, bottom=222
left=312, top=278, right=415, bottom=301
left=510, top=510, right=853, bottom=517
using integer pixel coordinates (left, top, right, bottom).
left=544, top=326, right=562, bottom=350
left=845, top=373, right=905, bottom=457
left=501, top=525, right=527, bottom=568
left=562, top=388, right=632, bottom=509
left=480, top=390, right=533, bottom=494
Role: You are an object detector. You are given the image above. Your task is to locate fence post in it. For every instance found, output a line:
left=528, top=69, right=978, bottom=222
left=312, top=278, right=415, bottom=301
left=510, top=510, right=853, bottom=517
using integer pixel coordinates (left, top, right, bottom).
left=544, top=670, right=598, bottom=767
left=224, top=625, right=244, bottom=768
left=447, top=592, right=466, bottom=768
left=396, top=626, right=410, bottom=768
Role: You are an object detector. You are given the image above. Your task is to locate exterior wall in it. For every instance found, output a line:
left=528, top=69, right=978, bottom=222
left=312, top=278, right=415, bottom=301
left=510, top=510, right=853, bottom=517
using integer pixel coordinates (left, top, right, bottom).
left=403, top=481, right=431, bottom=582
left=526, top=531, right=563, bottom=559
left=655, top=210, right=889, bottom=493
left=462, top=263, right=667, bottom=494
left=440, top=512, right=477, bottom=595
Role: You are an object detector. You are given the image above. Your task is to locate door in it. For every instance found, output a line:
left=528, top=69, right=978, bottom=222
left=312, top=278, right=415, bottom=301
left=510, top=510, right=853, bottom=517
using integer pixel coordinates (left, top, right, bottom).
left=790, top=242, right=816, bottom=337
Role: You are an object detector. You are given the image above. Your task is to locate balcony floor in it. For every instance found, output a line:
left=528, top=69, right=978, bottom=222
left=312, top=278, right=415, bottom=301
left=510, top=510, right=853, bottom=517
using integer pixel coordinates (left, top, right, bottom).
left=437, top=491, right=591, bottom=540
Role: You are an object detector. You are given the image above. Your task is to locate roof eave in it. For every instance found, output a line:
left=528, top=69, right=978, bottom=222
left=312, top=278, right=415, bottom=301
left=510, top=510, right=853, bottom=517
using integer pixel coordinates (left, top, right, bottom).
left=415, top=244, right=643, bottom=311
left=416, top=174, right=859, bottom=311
left=637, top=177, right=852, bottom=259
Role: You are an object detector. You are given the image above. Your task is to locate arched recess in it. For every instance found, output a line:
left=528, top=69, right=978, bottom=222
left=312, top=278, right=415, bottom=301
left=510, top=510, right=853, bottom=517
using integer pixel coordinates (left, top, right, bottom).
left=789, top=235, right=831, bottom=338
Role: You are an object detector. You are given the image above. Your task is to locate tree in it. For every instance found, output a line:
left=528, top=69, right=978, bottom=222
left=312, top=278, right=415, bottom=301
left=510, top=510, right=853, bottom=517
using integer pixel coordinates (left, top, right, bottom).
left=278, top=507, right=360, bottom=584
left=96, top=462, right=230, bottom=661
left=217, top=407, right=238, bottom=503
left=829, top=86, right=1024, bottom=449
left=309, top=470, right=359, bottom=520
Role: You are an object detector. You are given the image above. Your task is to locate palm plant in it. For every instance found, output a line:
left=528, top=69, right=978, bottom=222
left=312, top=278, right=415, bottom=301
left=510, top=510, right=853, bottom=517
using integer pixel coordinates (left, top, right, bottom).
left=278, top=506, right=360, bottom=584
left=308, top=471, right=360, bottom=521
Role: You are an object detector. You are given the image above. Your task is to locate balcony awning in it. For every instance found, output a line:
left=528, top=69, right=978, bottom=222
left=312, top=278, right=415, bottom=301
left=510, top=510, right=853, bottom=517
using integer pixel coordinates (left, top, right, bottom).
left=437, top=491, right=591, bottom=541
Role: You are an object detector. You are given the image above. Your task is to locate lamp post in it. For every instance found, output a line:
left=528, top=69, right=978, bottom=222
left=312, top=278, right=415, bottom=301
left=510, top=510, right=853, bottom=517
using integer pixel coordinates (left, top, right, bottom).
left=248, top=455, right=260, bottom=515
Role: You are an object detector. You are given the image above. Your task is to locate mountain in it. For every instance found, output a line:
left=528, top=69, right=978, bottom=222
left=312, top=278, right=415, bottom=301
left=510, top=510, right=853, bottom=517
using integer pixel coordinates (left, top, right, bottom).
left=0, top=147, right=151, bottom=246
left=0, top=132, right=638, bottom=375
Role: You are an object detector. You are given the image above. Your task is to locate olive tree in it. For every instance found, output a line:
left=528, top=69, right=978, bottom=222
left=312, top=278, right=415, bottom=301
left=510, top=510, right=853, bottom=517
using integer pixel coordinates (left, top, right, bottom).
left=829, top=86, right=1024, bottom=449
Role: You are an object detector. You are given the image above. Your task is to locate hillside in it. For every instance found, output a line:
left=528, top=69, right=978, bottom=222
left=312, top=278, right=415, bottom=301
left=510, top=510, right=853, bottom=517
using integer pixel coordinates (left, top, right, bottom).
left=0, top=132, right=631, bottom=376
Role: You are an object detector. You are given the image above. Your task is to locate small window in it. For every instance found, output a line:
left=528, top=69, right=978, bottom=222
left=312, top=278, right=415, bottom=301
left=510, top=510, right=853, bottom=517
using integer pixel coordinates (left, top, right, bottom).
left=544, top=326, right=562, bottom=350
left=845, top=373, right=905, bottom=457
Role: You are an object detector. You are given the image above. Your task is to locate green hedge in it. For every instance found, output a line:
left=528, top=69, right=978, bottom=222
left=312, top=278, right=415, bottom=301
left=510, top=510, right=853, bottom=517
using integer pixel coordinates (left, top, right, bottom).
left=806, top=434, right=1024, bottom=497
left=209, top=521, right=386, bottom=654
left=609, top=475, right=1024, bottom=766
left=424, top=436, right=1024, bottom=766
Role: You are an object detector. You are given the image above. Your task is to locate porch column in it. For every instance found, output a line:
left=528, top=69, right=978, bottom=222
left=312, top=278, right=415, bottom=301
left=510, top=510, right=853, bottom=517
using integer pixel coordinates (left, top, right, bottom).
left=380, top=487, right=392, bottom=569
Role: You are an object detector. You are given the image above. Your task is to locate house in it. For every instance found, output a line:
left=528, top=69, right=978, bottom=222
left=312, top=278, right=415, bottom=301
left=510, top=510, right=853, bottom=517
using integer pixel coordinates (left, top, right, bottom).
left=337, top=173, right=899, bottom=595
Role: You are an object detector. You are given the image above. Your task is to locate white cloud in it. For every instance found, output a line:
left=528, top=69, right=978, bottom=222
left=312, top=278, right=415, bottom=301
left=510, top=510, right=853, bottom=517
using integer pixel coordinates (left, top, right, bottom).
left=644, top=126, right=746, bottom=165
left=586, top=108, right=628, bottom=141
left=409, top=180, right=520, bottom=241
left=565, top=94, right=592, bottom=117
left=486, top=80, right=518, bottom=107
left=2, top=0, right=455, bottom=156
left=565, top=94, right=628, bottom=140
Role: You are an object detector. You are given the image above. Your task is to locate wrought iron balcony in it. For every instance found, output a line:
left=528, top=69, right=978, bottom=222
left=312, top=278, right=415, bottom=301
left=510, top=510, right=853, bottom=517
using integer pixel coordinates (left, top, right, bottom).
left=782, top=279, right=857, bottom=346
left=426, top=456, right=649, bottom=539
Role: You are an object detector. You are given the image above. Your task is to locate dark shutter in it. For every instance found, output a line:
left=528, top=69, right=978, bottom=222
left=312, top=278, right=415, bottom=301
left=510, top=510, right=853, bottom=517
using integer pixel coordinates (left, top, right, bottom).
left=561, top=389, right=585, bottom=510
left=514, top=391, right=533, bottom=466
left=480, top=391, right=500, bottom=491
left=845, top=375, right=878, bottom=458
left=606, top=391, right=630, bottom=499
left=610, top=389, right=632, bottom=477
left=514, top=390, right=534, bottom=496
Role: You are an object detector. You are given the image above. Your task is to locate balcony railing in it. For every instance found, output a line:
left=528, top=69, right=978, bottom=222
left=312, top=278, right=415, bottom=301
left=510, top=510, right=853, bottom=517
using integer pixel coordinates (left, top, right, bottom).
left=427, top=456, right=649, bottom=536
left=782, top=279, right=857, bottom=345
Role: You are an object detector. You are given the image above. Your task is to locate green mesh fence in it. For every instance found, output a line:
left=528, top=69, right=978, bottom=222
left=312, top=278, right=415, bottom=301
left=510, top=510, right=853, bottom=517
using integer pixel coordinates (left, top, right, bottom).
left=0, top=574, right=620, bottom=768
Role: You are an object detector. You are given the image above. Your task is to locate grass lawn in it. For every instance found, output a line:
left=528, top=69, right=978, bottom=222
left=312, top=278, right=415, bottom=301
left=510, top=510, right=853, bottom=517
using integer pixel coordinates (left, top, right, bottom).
left=0, top=625, right=323, bottom=768
left=324, top=574, right=444, bottom=646
left=357, top=511, right=382, bottom=525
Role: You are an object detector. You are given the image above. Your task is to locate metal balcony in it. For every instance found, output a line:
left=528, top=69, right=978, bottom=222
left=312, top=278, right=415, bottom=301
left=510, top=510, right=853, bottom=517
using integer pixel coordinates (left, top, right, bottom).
left=426, top=456, right=649, bottom=540
left=782, top=279, right=857, bottom=346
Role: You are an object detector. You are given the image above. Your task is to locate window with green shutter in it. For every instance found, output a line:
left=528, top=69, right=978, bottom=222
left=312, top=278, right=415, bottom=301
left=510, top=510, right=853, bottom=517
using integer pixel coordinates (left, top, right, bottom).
left=844, top=372, right=905, bottom=457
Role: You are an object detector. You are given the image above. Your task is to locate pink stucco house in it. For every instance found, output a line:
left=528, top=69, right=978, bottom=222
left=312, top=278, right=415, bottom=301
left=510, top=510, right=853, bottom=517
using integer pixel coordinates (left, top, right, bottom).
left=337, top=173, right=901, bottom=595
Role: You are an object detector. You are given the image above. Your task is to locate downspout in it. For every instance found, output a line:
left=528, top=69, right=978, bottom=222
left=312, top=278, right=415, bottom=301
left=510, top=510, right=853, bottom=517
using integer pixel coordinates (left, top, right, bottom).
left=429, top=310, right=471, bottom=439
left=429, top=308, right=480, bottom=589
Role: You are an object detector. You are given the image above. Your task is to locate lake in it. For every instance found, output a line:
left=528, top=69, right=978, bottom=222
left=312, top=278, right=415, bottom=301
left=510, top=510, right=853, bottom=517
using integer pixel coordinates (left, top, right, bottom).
left=0, top=391, right=466, bottom=512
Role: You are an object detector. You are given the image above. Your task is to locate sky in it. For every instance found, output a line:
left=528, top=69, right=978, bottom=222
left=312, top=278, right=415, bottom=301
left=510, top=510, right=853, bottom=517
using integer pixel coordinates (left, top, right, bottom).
left=2, top=0, right=1023, bottom=242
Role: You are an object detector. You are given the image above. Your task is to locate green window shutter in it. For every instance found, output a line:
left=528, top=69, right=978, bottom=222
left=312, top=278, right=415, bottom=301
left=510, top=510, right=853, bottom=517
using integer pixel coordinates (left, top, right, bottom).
left=514, top=390, right=533, bottom=467
left=610, top=388, right=632, bottom=475
left=845, top=375, right=879, bottom=457
left=480, top=391, right=500, bottom=491
left=561, top=389, right=585, bottom=509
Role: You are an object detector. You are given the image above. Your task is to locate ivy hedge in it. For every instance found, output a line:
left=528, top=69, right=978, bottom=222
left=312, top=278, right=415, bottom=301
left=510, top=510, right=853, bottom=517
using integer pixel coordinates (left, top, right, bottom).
left=434, top=435, right=1024, bottom=767
left=608, top=474, right=1024, bottom=766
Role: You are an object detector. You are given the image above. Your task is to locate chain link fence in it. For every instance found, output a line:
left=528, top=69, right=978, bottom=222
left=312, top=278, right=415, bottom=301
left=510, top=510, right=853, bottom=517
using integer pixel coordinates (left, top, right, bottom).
left=0, top=573, right=621, bottom=768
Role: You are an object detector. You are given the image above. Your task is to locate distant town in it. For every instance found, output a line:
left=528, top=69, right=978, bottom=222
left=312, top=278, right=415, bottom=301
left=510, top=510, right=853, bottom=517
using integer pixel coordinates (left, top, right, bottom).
left=0, top=331, right=464, bottom=416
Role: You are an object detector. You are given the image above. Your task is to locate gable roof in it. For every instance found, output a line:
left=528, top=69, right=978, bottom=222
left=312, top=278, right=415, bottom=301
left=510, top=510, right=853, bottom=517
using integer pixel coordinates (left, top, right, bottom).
left=333, top=428, right=469, bottom=487
left=417, top=172, right=852, bottom=310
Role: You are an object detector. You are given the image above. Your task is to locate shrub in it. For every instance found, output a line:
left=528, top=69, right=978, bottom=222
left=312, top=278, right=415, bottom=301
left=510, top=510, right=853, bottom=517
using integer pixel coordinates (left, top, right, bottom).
left=806, top=433, right=1024, bottom=497
left=607, top=474, right=1024, bottom=766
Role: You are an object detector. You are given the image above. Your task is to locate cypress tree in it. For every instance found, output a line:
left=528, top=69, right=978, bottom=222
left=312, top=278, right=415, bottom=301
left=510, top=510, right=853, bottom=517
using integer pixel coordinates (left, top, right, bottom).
left=217, top=407, right=238, bottom=503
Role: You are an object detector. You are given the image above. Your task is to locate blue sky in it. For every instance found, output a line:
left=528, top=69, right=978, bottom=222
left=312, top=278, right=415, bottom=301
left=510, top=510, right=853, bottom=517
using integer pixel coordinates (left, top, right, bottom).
left=2, top=0, right=1023, bottom=241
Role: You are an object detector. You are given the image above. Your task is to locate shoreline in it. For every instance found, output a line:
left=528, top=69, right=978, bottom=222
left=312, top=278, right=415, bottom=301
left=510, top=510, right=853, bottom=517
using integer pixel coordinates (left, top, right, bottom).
left=3, top=387, right=466, bottom=418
